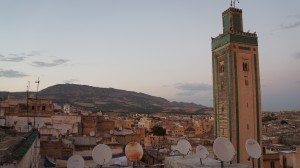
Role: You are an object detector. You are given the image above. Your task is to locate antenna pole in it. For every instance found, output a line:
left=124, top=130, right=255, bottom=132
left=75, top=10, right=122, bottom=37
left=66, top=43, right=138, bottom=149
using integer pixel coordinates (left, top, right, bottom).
left=27, top=81, right=30, bottom=132
left=230, top=0, right=239, bottom=7
left=34, top=77, right=40, bottom=129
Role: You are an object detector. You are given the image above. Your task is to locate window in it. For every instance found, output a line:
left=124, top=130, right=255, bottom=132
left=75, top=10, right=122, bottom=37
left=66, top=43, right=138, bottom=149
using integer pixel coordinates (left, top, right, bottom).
left=245, top=79, right=249, bottom=86
left=221, top=81, right=224, bottom=90
left=243, top=62, right=249, bottom=72
left=270, top=161, right=275, bottom=168
left=219, top=65, right=225, bottom=73
left=32, top=106, right=35, bottom=110
left=219, top=61, right=225, bottom=74
left=42, top=106, right=46, bottom=111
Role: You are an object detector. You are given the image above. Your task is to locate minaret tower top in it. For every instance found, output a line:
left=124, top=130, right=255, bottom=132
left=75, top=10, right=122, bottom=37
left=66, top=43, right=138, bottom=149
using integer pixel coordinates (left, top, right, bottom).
left=222, top=7, right=243, bottom=33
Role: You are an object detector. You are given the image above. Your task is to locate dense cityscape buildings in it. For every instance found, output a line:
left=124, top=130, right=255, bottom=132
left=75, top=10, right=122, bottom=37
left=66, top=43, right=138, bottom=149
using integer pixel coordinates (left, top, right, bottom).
left=1, top=2, right=300, bottom=168
left=0, top=97, right=299, bottom=167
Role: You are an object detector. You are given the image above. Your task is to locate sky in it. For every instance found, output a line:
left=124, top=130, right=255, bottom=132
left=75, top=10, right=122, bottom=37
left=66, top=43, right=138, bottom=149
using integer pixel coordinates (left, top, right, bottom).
left=0, top=1, right=299, bottom=112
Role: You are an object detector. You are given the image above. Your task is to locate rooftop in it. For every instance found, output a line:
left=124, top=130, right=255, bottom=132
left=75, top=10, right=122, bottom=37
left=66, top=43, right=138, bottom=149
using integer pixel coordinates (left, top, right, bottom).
left=165, top=154, right=249, bottom=168
left=0, top=129, right=39, bottom=165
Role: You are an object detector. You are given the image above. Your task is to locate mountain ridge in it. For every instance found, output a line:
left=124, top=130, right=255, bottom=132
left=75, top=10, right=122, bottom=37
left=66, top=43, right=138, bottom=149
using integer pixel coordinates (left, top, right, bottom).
left=0, top=84, right=211, bottom=114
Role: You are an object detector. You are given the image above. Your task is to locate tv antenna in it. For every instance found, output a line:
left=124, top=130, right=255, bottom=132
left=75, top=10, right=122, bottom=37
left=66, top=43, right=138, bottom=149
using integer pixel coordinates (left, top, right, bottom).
left=230, top=0, right=239, bottom=7
left=34, top=77, right=40, bottom=129
left=26, top=81, right=30, bottom=132
left=35, top=77, right=40, bottom=95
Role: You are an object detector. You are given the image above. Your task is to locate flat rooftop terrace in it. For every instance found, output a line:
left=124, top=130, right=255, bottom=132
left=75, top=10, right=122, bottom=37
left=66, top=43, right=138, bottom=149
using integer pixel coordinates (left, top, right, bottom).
left=165, top=154, right=250, bottom=168
left=0, top=129, right=38, bottom=165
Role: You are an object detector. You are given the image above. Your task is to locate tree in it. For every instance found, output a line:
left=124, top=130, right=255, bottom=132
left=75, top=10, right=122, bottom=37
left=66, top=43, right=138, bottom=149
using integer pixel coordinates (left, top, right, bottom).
left=151, top=125, right=166, bottom=162
left=262, top=115, right=277, bottom=122
left=280, top=120, right=288, bottom=125
left=151, top=125, right=166, bottom=137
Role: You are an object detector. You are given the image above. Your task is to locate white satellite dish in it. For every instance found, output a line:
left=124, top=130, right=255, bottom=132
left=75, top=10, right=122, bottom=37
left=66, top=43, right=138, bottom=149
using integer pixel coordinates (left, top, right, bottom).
left=177, top=139, right=191, bottom=155
left=67, top=155, right=84, bottom=168
left=213, top=137, right=235, bottom=162
left=89, top=131, right=95, bottom=137
left=245, top=139, right=261, bottom=159
left=109, top=130, right=114, bottom=134
left=196, top=145, right=209, bottom=159
left=196, top=145, right=209, bottom=165
left=125, top=142, right=143, bottom=162
left=92, top=144, right=112, bottom=165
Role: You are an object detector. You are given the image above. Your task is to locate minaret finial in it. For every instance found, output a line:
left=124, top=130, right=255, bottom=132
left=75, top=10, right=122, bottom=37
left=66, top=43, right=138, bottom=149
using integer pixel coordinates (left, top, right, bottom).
left=230, top=0, right=239, bottom=8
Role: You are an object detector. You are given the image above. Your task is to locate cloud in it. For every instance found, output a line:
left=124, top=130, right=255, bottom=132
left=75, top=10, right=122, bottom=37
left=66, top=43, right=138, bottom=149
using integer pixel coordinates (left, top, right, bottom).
left=0, top=51, right=41, bottom=62
left=294, top=52, right=300, bottom=59
left=176, top=91, right=197, bottom=97
left=175, top=83, right=212, bottom=97
left=63, top=79, right=80, bottom=84
left=1, top=56, right=26, bottom=62
left=32, top=59, right=69, bottom=67
left=26, top=51, right=41, bottom=57
left=170, top=91, right=213, bottom=107
left=175, top=83, right=212, bottom=91
left=0, top=69, right=28, bottom=78
left=280, top=15, right=300, bottom=29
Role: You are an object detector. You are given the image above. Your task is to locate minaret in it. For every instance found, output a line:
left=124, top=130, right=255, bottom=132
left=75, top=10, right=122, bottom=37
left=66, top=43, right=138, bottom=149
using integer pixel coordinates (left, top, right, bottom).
left=211, top=7, right=262, bottom=167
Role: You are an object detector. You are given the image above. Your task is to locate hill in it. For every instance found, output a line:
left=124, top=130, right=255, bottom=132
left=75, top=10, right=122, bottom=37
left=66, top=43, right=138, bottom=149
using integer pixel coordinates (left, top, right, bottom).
left=0, top=84, right=211, bottom=114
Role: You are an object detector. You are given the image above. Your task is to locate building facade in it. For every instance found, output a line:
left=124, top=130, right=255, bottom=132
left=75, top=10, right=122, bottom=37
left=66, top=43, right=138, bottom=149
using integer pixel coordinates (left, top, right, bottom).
left=212, top=7, right=262, bottom=167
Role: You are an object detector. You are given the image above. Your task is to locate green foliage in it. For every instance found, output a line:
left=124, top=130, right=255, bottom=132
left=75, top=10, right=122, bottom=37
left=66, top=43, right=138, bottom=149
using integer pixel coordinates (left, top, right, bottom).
left=151, top=125, right=166, bottom=136
left=262, top=114, right=277, bottom=122
left=280, top=120, right=288, bottom=125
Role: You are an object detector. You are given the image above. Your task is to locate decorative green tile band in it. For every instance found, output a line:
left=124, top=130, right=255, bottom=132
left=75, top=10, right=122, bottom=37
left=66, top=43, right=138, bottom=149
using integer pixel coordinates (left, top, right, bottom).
left=223, top=15, right=231, bottom=32
left=234, top=52, right=240, bottom=163
left=254, top=54, right=261, bottom=168
left=213, top=56, right=218, bottom=136
left=227, top=52, right=232, bottom=141
left=238, top=46, right=251, bottom=51
left=13, top=130, right=39, bottom=160
left=212, top=34, right=258, bottom=50
left=233, top=14, right=242, bottom=31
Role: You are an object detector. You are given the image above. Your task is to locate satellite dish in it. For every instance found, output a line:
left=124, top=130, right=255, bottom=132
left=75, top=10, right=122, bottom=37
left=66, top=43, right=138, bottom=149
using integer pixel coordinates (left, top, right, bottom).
left=109, top=130, right=114, bottom=134
left=67, top=155, right=84, bottom=168
left=92, top=144, right=112, bottom=165
left=196, top=145, right=209, bottom=165
left=213, top=137, right=235, bottom=162
left=196, top=145, right=209, bottom=159
left=125, top=142, right=143, bottom=162
left=177, top=139, right=191, bottom=155
left=89, top=131, right=95, bottom=137
left=245, top=139, right=261, bottom=159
